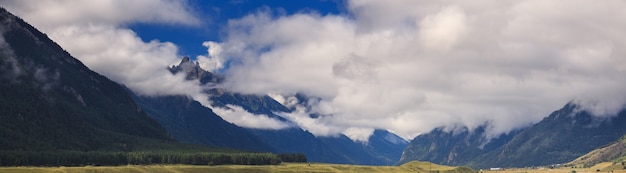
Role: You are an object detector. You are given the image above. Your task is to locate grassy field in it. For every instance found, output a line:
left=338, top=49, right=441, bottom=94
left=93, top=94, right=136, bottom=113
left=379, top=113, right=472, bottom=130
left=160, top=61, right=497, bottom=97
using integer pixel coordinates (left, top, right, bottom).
left=0, top=161, right=474, bottom=173
left=481, top=162, right=626, bottom=173
left=5, top=161, right=625, bottom=173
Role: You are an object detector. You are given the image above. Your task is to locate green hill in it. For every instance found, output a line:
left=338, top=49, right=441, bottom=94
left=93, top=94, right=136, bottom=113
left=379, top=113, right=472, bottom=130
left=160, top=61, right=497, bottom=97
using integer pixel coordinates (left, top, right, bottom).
left=568, top=135, right=626, bottom=168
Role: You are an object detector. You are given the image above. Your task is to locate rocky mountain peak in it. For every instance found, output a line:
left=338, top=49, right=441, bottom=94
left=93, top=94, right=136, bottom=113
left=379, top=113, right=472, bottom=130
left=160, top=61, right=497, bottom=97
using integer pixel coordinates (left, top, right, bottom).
left=169, top=57, right=221, bottom=84
left=181, top=56, right=190, bottom=63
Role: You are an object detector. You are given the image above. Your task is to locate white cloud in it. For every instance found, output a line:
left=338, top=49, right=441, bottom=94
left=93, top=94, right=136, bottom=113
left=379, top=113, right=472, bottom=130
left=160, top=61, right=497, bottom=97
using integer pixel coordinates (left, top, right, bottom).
left=212, top=104, right=290, bottom=130
left=418, top=6, right=467, bottom=51
left=205, top=0, right=626, bottom=140
left=196, top=41, right=226, bottom=72
left=277, top=104, right=345, bottom=137
left=343, top=127, right=375, bottom=143
left=1, top=0, right=199, bottom=31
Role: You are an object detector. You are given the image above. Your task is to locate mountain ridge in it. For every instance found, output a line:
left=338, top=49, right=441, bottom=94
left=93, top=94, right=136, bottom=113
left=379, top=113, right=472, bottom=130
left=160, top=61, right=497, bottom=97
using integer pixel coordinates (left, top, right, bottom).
left=398, top=123, right=521, bottom=166
left=400, top=103, right=626, bottom=168
left=144, top=57, right=409, bottom=165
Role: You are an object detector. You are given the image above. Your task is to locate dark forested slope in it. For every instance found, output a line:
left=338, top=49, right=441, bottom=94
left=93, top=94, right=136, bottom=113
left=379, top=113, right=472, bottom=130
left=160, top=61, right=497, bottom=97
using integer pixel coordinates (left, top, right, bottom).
left=0, top=7, right=170, bottom=152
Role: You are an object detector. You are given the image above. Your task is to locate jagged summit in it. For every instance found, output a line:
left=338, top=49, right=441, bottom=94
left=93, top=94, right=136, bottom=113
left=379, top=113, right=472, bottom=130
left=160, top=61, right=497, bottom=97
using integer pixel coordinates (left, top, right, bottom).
left=169, top=57, right=221, bottom=84
left=181, top=56, right=190, bottom=63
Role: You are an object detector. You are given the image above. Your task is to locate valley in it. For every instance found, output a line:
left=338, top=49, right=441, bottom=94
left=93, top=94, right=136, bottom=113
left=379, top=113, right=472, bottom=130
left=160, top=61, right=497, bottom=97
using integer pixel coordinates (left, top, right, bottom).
left=2, top=161, right=625, bottom=173
left=2, top=1, right=626, bottom=172
left=0, top=161, right=474, bottom=173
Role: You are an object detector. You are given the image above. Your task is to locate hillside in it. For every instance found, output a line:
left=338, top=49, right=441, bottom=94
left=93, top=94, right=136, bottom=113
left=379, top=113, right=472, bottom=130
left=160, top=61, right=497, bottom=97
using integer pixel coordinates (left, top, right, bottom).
left=472, top=103, right=626, bottom=168
left=0, top=7, right=282, bottom=167
left=568, top=135, right=626, bottom=167
left=400, top=103, right=626, bottom=168
left=129, top=94, right=271, bottom=152
left=0, top=7, right=169, bottom=152
left=399, top=125, right=520, bottom=166
left=144, top=57, right=409, bottom=165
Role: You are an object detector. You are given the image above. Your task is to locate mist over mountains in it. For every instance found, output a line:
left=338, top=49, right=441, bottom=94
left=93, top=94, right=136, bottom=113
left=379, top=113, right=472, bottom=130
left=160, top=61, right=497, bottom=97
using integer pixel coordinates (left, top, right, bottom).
left=400, top=103, right=626, bottom=168
left=127, top=57, right=409, bottom=165
left=3, top=0, right=626, bottom=142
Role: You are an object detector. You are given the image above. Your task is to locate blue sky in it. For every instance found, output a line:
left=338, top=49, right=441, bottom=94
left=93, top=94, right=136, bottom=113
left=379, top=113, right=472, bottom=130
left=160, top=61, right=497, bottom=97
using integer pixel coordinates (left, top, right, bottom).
left=129, top=0, right=347, bottom=57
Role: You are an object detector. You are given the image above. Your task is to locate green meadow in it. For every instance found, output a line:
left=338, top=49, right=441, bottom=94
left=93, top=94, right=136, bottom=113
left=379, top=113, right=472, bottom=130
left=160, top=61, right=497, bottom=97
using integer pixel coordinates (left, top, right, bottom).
left=0, top=161, right=474, bottom=173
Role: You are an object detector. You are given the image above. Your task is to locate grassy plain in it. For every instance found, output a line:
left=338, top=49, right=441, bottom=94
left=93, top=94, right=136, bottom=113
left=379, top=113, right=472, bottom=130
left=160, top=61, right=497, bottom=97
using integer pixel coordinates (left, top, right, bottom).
left=2, top=161, right=626, bottom=173
left=481, top=162, right=626, bottom=173
left=0, top=161, right=473, bottom=173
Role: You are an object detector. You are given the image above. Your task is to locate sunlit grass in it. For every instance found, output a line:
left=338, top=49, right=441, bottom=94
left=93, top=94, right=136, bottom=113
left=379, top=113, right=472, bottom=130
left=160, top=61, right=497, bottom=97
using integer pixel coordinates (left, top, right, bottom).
left=0, top=161, right=474, bottom=173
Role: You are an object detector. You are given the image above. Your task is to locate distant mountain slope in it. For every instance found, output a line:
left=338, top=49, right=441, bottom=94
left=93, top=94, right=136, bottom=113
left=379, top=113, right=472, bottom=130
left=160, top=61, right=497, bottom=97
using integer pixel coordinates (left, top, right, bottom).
left=0, top=7, right=170, bottom=151
left=567, top=135, right=626, bottom=167
left=398, top=125, right=520, bottom=166
left=471, top=103, right=626, bottom=168
left=366, top=129, right=410, bottom=165
left=129, top=94, right=271, bottom=152
left=153, top=58, right=409, bottom=165
left=400, top=103, right=626, bottom=168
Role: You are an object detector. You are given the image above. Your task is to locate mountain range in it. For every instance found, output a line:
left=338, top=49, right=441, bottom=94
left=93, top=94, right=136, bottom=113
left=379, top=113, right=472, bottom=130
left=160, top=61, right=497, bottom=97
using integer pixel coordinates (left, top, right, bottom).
left=0, top=7, right=407, bottom=166
left=2, top=6, right=626, bottom=168
left=134, top=57, right=409, bottom=165
left=400, top=103, right=626, bottom=168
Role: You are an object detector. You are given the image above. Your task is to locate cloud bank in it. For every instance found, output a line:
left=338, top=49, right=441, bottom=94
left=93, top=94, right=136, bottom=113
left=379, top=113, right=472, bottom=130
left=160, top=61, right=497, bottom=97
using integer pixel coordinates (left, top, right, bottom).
left=203, top=0, right=626, bottom=139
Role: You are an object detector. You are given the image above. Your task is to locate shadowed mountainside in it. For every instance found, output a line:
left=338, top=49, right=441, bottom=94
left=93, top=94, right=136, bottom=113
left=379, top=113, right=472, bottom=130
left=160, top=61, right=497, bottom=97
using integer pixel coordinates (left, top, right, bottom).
left=400, top=103, right=626, bottom=168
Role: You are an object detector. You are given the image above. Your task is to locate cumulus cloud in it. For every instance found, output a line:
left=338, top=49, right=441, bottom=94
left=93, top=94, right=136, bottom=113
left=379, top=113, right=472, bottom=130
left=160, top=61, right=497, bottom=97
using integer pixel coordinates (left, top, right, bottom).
left=203, top=0, right=626, bottom=140
left=196, top=41, right=226, bottom=72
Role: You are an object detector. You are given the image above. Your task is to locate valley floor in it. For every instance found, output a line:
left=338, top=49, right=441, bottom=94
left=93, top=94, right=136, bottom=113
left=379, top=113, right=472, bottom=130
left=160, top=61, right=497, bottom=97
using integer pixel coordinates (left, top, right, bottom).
left=3, top=162, right=624, bottom=173
left=0, top=161, right=472, bottom=173
left=482, top=162, right=626, bottom=173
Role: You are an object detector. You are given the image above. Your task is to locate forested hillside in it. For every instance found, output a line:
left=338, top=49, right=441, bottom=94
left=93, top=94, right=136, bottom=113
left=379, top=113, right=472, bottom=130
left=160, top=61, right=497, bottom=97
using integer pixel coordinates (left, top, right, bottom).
left=0, top=7, right=168, bottom=152
left=0, top=7, right=283, bottom=166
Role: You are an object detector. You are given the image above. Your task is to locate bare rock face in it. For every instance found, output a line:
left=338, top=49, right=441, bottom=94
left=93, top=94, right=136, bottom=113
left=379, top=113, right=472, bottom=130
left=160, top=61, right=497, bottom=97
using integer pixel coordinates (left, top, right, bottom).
left=168, top=56, right=221, bottom=84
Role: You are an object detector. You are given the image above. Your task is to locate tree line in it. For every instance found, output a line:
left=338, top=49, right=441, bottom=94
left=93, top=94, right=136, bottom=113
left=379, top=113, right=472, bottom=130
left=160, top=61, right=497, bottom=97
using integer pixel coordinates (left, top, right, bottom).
left=0, top=150, right=289, bottom=166
left=278, top=153, right=307, bottom=163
